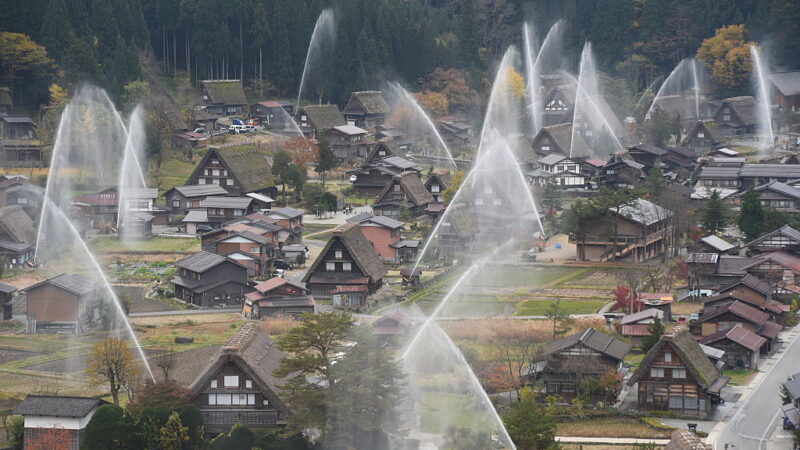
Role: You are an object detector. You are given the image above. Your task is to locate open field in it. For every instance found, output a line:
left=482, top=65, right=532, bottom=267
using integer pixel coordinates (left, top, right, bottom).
left=555, top=417, right=673, bottom=439
left=723, top=368, right=758, bottom=386
left=90, top=236, right=200, bottom=253
left=406, top=264, right=615, bottom=317
left=417, top=391, right=497, bottom=434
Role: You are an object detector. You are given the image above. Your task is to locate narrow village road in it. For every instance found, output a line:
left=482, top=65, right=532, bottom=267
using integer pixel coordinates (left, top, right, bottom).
left=710, top=326, right=800, bottom=449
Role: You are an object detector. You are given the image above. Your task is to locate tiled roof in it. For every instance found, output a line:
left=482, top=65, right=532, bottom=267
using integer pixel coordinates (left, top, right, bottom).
left=23, top=273, right=94, bottom=296
left=614, top=198, right=672, bottom=226
left=629, top=143, right=668, bottom=156
left=698, top=166, right=740, bottom=178
left=740, top=164, right=800, bottom=179
left=699, top=300, right=769, bottom=326
left=538, top=153, right=568, bottom=165
left=719, top=274, right=774, bottom=298
left=538, top=328, right=630, bottom=361
left=268, top=207, right=305, bottom=219
left=699, top=235, right=735, bottom=252
left=172, top=184, right=229, bottom=197
left=621, top=308, right=663, bottom=325
left=745, top=250, right=800, bottom=273
left=699, top=325, right=767, bottom=352
left=621, top=324, right=651, bottom=336
left=715, top=256, right=757, bottom=276
left=252, top=277, right=307, bottom=295
left=13, top=395, right=107, bottom=418
left=183, top=210, right=208, bottom=223
left=175, top=251, right=229, bottom=273
left=767, top=71, right=800, bottom=96
left=750, top=181, right=800, bottom=200
left=200, top=196, right=253, bottom=209
left=746, top=225, right=800, bottom=247
left=346, top=212, right=404, bottom=229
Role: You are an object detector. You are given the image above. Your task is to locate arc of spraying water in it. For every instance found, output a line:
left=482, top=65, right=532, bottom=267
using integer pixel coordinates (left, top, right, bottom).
left=297, top=9, right=336, bottom=107
left=35, top=104, right=71, bottom=262
left=691, top=59, right=701, bottom=121
left=39, top=197, right=155, bottom=381
left=390, top=82, right=458, bottom=169
left=523, top=22, right=541, bottom=135
left=750, top=46, right=775, bottom=149
left=645, top=58, right=695, bottom=122
left=564, top=70, right=624, bottom=158
left=500, top=138, right=544, bottom=235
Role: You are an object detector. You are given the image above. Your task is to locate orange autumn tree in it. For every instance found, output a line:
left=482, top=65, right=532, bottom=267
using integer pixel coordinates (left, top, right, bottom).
left=86, top=337, right=140, bottom=405
left=414, top=91, right=449, bottom=118
left=283, top=136, right=319, bottom=175
left=696, top=25, right=755, bottom=95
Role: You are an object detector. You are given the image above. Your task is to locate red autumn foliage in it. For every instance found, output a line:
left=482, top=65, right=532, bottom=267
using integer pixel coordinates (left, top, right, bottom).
left=28, top=426, right=72, bottom=450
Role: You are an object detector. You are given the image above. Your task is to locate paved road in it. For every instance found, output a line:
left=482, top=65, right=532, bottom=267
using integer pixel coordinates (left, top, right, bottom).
left=710, top=326, right=800, bottom=450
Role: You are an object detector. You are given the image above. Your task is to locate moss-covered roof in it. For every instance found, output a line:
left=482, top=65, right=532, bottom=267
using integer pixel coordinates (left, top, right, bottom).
left=202, top=80, right=248, bottom=106
left=629, top=331, right=722, bottom=389
left=299, top=104, right=346, bottom=132
left=190, top=143, right=274, bottom=193
left=344, top=91, right=389, bottom=115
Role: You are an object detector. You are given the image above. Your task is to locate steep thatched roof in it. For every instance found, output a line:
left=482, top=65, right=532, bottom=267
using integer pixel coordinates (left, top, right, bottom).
left=0, top=205, right=35, bottom=243
left=375, top=171, right=434, bottom=207
left=534, top=122, right=591, bottom=159
left=684, top=120, right=724, bottom=145
left=629, top=331, right=724, bottom=390
left=442, top=203, right=478, bottom=238
left=201, top=80, right=247, bottom=105
left=191, top=144, right=274, bottom=193
left=299, top=104, right=346, bottom=132
left=302, top=223, right=386, bottom=284
left=720, top=96, right=757, bottom=126
left=189, top=322, right=287, bottom=411
left=343, top=91, right=389, bottom=115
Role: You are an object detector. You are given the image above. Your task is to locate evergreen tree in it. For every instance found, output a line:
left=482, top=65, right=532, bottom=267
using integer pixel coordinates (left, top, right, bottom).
left=738, top=189, right=765, bottom=240
left=323, top=329, right=403, bottom=449
left=700, top=189, right=730, bottom=234
left=503, top=388, right=558, bottom=450
left=38, top=0, right=73, bottom=60
left=589, top=0, right=635, bottom=69
left=158, top=412, right=189, bottom=450
left=272, top=150, right=293, bottom=199
left=314, top=137, right=338, bottom=186
left=544, top=300, right=575, bottom=342
left=274, top=311, right=355, bottom=433
left=641, top=317, right=664, bottom=353
left=81, top=405, right=138, bottom=450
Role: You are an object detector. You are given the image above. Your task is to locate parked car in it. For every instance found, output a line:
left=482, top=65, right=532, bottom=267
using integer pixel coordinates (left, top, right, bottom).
left=349, top=174, right=358, bottom=182
left=229, top=124, right=245, bottom=134
left=273, top=260, right=294, bottom=270
left=196, top=224, right=213, bottom=234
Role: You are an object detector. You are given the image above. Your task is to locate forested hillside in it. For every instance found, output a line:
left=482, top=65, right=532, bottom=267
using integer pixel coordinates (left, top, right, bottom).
left=2, top=0, right=800, bottom=108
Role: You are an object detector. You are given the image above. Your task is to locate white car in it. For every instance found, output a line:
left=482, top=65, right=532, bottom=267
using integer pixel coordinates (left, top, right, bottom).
left=349, top=174, right=358, bottom=182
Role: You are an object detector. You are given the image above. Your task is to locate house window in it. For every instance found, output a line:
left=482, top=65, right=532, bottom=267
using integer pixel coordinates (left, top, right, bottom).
left=224, top=376, right=239, bottom=387
left=343, top=262, right=352, bottom=271
left=394, top=184, right=401, bottom=192
left=211, top=380, right=218, bottom=388
left=541, top=145, right=550, bottom=151
left=209, top=394, right=216, bottom=405
left=248, top=394, right=256, bottom=405
left=246, top=379, right=252, bottom=389
left=650, top=367, right=665, bottom=378
left=172, top=200, right=180, bottom=208
left=664, top=352, right=671, bottom=362
left=698, top=132, right=705, bottom=138
left=212, top=178, right=220, bottom=185
left=233, top=209, right=244, bottom=216
left=199, top=178, right=206, bottom=184
left=493, top=198, right=501, bottom=206
left=211, top=159, right=219, bottom=164
left=249, top=247, right=259, bottom=254
left=475, top=198, right=484, bottom=206
left=335, top=250, right=342, bottom=259
left=484, top=186, right=493, bottom=194
left=326, top=262, right=335, bottom=271
left=431, top=185, right=440, bottom=193
left=672, top=368, right=686, bottom=378
left=723, top=114, right=731, bottom=121
left=17, top=197, right=27, bottom=204
left=212, top=169, right=220, bottom=176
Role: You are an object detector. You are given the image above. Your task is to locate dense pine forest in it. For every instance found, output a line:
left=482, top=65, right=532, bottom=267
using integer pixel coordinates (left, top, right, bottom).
left=2, top=0, right=800, bottom=108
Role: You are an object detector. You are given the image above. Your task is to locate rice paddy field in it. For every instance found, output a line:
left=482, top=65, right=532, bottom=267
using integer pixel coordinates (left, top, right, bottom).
left=410, top=264, right=620, bottom=318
